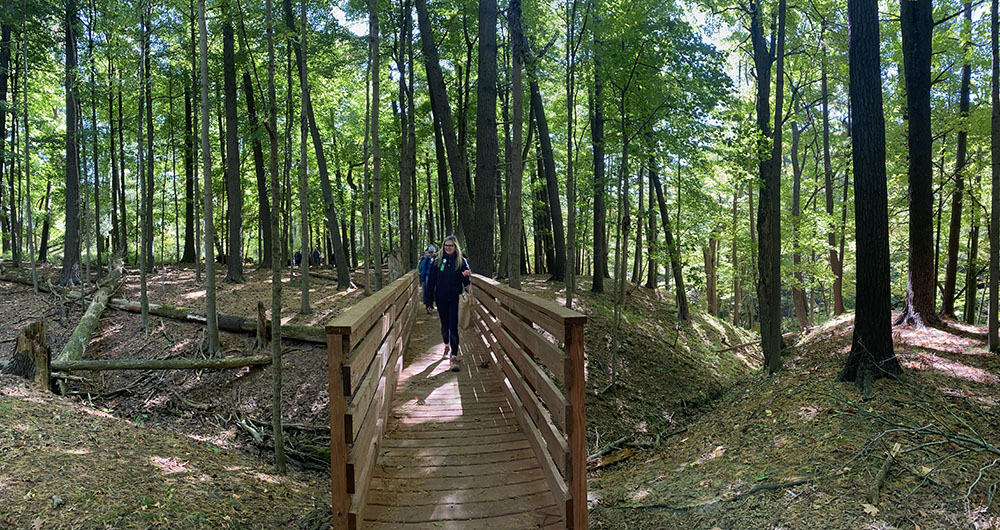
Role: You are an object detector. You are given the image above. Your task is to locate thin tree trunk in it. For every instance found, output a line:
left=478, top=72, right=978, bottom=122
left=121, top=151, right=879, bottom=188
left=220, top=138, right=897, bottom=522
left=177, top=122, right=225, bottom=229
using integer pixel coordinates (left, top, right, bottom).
left=0, top=24, right=9, bottom=258
left=821, top=22, right=844, bottom=316
left=474, top=0, right=499, bottom=277
left=87, top=1, right=102, bottom=277
left=651, top=151, right=689, bottom=320
left=223, top=19, right=244, bottom=282
left=990, top=0, right=1000, bottom=351
left=298, top=0, right=312, bottom=313
left=964, top=198, right=981, bottom=324
left=369, top=0, right=383, bottom=290
left=732, top=188, right=740, bottom=326
left=791, top=120, right=810, bottom=329
left=59, top=2, right=82, bottom=286
left=198, top=0, right=221, bottom=354
left=244, top=71, right=272, bottom=268
left=23, top=28, right=37, bottom=293
left=144, top=9, right=155, bottom=273
left=530, top=81, right=566, bottom=282
left=138, top=9, right=150, bottom=331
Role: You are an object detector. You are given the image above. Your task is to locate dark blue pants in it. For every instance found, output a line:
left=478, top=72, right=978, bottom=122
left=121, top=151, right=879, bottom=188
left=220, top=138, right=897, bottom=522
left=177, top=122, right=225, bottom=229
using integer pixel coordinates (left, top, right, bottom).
left=436, top=298, right=460, bottom=355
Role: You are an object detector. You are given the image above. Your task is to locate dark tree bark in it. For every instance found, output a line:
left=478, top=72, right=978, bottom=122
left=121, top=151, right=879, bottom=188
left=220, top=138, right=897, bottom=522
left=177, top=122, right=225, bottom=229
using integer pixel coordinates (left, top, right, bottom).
left=732, top=188, right=740, bottom=326
left=941, top=2, right=971, bottom=318
left=87, top=0, right=102, bottom=276
left=896, top=0, right=939, bottom=328
left=432, top=113, right=452, bottom=236
left=397, top=0, right=415, bottom=268
left=108, top=60, right=120, bottom=257
left=750, top=0, right=785, bottom=372
left=990, top=0, right=1000, bottom=350
left=415, top=0, right=476, bottom=250
left=144, top=10, right=154, bottom=272
left=243, top=71, right=271, bottom=268
left=839, top=0, right=900, bottom=390
left=791, top=120, right=810, bottom=329
left=368, top=0, right=383, bottom=290
left=59, top=1, right=82, bottom=286
left=530, top=81, right=566, bottom=282
left=223, top=21, right=244, bottom=282
left=651, top=153, right=689, bottom=321
left=181, top=79, right=197, bottom=262
left=507, top=0, right=525, bottom=288
left=117, top=88, right=127, bottom=255
left=591, top=71, right=608, bottom=292
left=820, top=21, right=845, bottom=316
left=473, top=0, right=499, bottom=276
left=0, top=25, right=8, bottom=257
left=964, top=186, right=980, bottom=324
left=39, top=177, right=51, bottom=262
left=282, top=0, right=351, bottom=289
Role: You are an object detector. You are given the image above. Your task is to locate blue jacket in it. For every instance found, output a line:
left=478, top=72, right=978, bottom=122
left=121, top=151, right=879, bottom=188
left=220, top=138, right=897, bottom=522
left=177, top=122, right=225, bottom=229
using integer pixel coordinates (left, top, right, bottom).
left=418, top=256, right=433, bottom=284
left=423, top=254, right=471, bottom=308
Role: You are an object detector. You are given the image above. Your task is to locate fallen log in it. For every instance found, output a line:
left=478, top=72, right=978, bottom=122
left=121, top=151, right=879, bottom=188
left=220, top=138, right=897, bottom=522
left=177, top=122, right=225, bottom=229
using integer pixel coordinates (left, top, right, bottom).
left=57, top=257, right=124, bottom=363
left=49, top=355, right=271, bottom=371
left=106, top=298, right=326, bottom=344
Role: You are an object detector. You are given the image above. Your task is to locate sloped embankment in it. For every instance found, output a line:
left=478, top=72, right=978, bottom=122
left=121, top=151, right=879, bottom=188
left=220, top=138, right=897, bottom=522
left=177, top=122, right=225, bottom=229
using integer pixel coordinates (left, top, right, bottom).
left=588, top=312, right=1000, bottom=529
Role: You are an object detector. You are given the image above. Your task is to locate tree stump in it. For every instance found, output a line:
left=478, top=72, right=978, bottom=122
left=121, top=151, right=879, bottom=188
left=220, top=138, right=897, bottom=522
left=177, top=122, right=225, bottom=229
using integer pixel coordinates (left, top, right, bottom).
left=1, top=321, right=50, bottom=391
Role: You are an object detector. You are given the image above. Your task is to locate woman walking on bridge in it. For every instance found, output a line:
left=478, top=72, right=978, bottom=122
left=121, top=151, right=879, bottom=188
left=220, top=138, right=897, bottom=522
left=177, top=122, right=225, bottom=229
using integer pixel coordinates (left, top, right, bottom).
left=423, top=235, right=471, bottom=372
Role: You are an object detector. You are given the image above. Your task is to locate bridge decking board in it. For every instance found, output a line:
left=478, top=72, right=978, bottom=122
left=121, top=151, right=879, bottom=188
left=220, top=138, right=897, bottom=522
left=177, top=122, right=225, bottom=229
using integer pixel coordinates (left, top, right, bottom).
left=362, top=310, right=564, bottom=528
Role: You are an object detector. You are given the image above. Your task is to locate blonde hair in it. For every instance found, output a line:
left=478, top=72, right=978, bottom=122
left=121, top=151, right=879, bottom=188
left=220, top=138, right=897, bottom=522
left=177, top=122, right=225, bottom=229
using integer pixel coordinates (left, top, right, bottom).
left=435, top=235, right=464, bottom=270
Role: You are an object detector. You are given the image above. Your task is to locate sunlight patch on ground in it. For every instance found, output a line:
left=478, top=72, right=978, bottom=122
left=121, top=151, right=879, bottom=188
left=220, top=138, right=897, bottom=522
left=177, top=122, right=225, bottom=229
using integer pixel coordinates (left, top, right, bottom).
left=186, top=430, right=238, bottom=449
left=250, top=471, right=281, bottom=484
left=894, top=324, right=984, bottom=355
left=64, top=448, right=91, bottom=455
left=76, top=405, right=116, bottom=419
left=688, top=445, right=726, bottom=467
left=937, top=386, right=998, bottom=407
left=149, top=456, right=192, bottom=474
left=182, top=290, right=207, bottom=300
left=899, top=352, right=1000, bottom=384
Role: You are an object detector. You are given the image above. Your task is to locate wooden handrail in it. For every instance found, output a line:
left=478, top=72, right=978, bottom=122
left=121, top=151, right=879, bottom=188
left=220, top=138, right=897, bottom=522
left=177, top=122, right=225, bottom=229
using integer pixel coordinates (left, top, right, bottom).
left=327, top=270, right=418, bottom=530
left=470, top=274, right=588, bottom=530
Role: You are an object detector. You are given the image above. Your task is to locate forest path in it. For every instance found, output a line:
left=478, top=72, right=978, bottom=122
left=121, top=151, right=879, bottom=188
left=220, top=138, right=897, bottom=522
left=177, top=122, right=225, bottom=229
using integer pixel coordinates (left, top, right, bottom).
left=360, top=309, right=564, bottom=529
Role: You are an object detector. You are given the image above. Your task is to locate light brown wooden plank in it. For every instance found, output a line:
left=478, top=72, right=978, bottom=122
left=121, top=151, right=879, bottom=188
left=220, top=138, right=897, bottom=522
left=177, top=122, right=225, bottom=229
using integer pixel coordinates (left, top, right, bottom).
left=365, top=491, right=559, bottom=522
left=474, top=287, right=567, bottom=383
left=379, top=439, right=531, bottom=457
left=368, top=467, right=545, bottom=491
left=362, top=514, right=564, bottom=530
left=380, top=432, right=527, bottom=448
left=366, top=478, right=551, bottom=506
left=374, top=456, right=540, bottom=479
left=384, top=425, right=522, bottom=439
left=378, top=447, right=538, bottom=468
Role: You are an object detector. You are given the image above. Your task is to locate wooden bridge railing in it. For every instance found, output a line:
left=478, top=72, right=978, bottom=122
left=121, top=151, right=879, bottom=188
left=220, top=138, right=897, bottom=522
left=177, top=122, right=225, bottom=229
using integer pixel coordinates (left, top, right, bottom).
left=470, top=274, right=588, bottom=529
left=326, top=270, right=418, bottom=530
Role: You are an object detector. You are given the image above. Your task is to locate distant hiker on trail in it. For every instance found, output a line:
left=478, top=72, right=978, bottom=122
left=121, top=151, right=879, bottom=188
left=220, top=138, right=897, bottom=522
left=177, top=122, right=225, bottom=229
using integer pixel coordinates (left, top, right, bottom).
left=419, top=245, right=435, bottom=287
left=312, top=248, right=321, bottom=266
left=294, top=250, right=302, bottom=268
left=423, top=236, right=470, bottom=372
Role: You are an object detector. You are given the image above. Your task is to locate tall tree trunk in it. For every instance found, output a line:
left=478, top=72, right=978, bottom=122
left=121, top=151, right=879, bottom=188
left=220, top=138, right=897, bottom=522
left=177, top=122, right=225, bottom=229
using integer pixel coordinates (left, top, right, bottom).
left=264, top=0, right=287, bottom=473
left=964, top=189, right=981, bottom=324
left=896, top=0, right=939, bottom=328
left=138, top=7, right=150, bottom=330
left=732, top=188, right=740, bottom=326
left=565, top=0, right=580, bottom=305
left=397, top=0, right=415, bottom=269
left=39, top=176, right=51, bottom=262
left=368, top=0, right=383, bottom=290
left=646, top=175, right=657, bottom=289
left=750, top=0, right=785, bottom=373
left=144, top=10, right=155, bottom=273
left=59, top=1, right=82, bottom=286
left=298, top=0, right=312, bottom=312
left=281, top=0, right=351, bottom=289
left=88, top=0, right=102, bottom=276
left=507, top=0, right=525, bottom=288
left=108, top=60, right=120, bottom=258
left=223, top=20, right=244, bottom=282
left=591, top=66, right=608, bottom=291
left=530, top=81, right=566, bottom=281
left=941, top=2, right=973, bottom=318
left=198, top=0, right=221, bottom=355
left=474, top=0, right=499, bottom=276
left=651, top=151, right=689, bottom=320
left=181, top=78, right=197, bottom=262
left=244, top=71, right=272, bottom=268
left=415, top=0, right=476, bottom=248
left=632, top=168, right=643, bottom=284
left=704, top=238, right=718, bottom=316
left=821, top=21, right=845, bottom=315
left=791, top=121, right=810, bottom=329
left=990, top=0, right=1000, bottom=351
left=0, top=24, right=9, bottom=257
left=22, top=31, right=37, bottom=293
left=117, top=88, right=127, bottom=255
left=839, top=0, right=900, bottom=389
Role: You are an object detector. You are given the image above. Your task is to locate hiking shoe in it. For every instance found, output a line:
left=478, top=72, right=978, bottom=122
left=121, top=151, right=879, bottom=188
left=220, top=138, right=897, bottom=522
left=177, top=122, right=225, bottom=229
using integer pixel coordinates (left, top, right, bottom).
left=443, top=345, right=451, bottom=358
left=450, top=355, right=460, bottom=372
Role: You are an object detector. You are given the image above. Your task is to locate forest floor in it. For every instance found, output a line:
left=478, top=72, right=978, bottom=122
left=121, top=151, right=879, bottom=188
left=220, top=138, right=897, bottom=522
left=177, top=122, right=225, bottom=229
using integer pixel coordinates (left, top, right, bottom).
left=587, top=310, right=1000, bottom=530
left=2, top=263, right=996, bottom=529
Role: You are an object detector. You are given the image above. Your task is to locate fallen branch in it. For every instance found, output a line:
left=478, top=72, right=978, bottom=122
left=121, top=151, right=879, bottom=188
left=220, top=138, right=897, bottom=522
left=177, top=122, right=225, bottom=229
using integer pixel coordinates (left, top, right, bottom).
left=106, top=298, right=326, bottom=344
left=615, top=477, right=814, bottom=512
left=869, top=442, right=901, bottom=504
left=48, top=355, right=271, bottom=371
left=588, top=436, right=628, bottom=461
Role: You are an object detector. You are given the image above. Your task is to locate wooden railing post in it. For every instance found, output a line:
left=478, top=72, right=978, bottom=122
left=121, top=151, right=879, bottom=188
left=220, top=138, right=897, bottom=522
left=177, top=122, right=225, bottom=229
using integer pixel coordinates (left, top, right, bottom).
left=566, top=320, right=587, bottom=530
left=328, top=331, right=350, bottom=530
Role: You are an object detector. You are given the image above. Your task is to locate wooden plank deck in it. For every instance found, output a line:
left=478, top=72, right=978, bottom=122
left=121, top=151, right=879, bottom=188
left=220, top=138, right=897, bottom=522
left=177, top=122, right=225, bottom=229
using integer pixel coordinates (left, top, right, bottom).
left=362, top=308, right=565, bottom=529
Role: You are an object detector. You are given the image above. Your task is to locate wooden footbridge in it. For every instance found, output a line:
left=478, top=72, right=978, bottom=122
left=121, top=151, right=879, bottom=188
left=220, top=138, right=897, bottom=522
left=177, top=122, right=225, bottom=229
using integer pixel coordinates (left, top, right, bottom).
left=325, top=271, right=588, bottom=529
